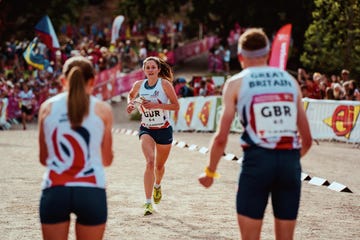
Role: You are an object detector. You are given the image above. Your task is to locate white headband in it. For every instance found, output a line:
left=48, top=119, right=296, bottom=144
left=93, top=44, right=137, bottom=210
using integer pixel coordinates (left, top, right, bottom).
left=238, top=44, right=270, bottom=58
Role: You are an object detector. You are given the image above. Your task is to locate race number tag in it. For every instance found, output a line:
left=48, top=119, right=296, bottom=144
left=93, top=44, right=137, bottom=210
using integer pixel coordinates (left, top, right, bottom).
left=253, top=93, right=297, bottom=138
left=141, top=109, right=166, bottom=127
left=135, top=97, right=167, bottom=128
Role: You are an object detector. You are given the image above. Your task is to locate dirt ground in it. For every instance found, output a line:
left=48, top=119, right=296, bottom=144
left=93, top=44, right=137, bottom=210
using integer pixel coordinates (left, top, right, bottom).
left=1, top=54, right=359, bottom=239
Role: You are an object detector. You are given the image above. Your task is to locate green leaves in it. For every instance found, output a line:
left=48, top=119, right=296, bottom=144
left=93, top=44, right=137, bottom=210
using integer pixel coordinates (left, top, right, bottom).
left=301, top=0, right=360, bottom=76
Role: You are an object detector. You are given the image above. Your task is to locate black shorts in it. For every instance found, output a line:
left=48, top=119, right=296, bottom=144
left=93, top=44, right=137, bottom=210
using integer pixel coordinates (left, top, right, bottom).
left=236, top=146, right=301, bottom=220
left=21, top=105, right=33, bottom=115
left=39, top=186, right=107, bottom=225
left=139, top=125, right=173, bottom=144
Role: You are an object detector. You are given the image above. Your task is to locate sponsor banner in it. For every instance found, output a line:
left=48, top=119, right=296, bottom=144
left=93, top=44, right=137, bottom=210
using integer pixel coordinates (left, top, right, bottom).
left=170, top=96, right=219, bottom=131
left=269, top=24, right=292, bottom=70
left=173, top=36, right=217, bottom=64
left=303, top=98, right=360, bottom=143
left=113, top=69, right=145, bottom=96
left=214, top=102, right=243, bottom=133
left=170, top=97, right=197, bottom=131
left=111, top=15, right=125, bottom=44
left=92, top=36, right=217, bottom=101
left=190, top=96, right=219, bottom=131
left=93, top=67, right=144, bottom=101
left=171, top=96, right=360, bottom=143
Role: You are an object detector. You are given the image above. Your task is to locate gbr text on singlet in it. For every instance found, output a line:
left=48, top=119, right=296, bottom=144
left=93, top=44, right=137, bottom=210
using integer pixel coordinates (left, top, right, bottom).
left=249, top=71, right=293, bottom=88
left=248, top=70, right=297, bottom=138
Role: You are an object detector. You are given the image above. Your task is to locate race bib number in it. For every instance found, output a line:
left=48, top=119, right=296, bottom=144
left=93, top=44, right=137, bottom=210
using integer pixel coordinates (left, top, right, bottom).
left=141, top=109, right=166, bottom=127
left=135, top=97, right=167, bottom=128
left=253, top=93, right=297, bottom=138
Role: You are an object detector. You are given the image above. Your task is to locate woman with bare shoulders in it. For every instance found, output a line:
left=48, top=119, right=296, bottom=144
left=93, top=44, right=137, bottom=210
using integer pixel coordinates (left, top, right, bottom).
left=38, top=56, right=113, bottom=240
left=126, top=56, right=179, bottom=216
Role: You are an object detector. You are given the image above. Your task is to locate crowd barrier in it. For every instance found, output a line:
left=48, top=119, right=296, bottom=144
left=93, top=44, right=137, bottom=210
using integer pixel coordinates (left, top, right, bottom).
left=169, top=96, right=360, bottom=143
left=303, top=98, right=360, bottom=143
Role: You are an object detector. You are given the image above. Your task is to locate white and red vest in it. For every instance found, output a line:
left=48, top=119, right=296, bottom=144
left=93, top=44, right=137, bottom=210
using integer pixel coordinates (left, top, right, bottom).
left=137, top=78, right=170, bottom=129
left=42, top=92, right=106, bottom=189
left=235, top=66, right=301, bottom=150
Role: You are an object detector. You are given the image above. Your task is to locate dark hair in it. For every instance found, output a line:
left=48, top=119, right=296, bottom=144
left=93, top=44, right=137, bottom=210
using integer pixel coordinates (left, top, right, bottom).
left=325, top=87, right=335, bottom=100
left=62, top=56, right=94, bottom=128
left=142, top=56, right=174, bottom=82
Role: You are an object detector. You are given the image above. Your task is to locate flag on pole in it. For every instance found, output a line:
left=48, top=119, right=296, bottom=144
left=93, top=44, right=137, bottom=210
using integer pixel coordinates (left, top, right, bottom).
left=111, top=15, right=125, bottom=44
left=269, top=24, right=292, bottom=70
left=35, top=15, right=60, bottom=50
left=23, top=37, right=49, bottom=70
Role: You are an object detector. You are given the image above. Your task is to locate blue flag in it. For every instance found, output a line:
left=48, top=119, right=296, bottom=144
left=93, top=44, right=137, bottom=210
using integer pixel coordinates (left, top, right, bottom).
left=23, top=37, right=49, bottom=70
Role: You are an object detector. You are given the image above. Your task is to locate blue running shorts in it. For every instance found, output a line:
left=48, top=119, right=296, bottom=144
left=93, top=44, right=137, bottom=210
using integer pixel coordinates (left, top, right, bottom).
left=236, top=146, right=301, bottom=220
left=40, top=186, right=107, bottom=225
left=139, top=125, right=173, bottom=144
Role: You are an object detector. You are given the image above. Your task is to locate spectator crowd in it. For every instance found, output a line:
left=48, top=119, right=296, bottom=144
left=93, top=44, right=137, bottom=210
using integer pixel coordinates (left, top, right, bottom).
left=297, top=68, right=360, bottom=101
left=1, top=19, right=359, bottom=131
left=0, top=18, right=185, bottom=130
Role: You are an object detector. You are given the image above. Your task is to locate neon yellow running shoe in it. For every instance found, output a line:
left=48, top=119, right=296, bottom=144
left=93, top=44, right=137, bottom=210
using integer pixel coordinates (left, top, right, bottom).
left=144, top=203, right=153, bottom=216
left=153, top=186, right=162, bottom=204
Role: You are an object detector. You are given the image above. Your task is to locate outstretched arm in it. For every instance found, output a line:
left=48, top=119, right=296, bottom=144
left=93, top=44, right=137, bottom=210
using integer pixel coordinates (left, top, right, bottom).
left=38, top=101, right=51, bottom=166
left=199, top=78, right=239, bottom=188
left=96, top=101, right=114, bottom=167
left=126, top=80, right=142, bottom=114
left=296, top=91, right=312, bottom=157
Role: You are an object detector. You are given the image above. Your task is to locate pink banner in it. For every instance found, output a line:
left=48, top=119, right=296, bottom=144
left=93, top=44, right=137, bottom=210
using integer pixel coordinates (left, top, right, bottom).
left=269, top=24, right=292, bottom=70
left=92, top=36, right=217, bottom=101
left=173, top=36, right=217, bottom=63
left=93, top=68, right=145, bottom=101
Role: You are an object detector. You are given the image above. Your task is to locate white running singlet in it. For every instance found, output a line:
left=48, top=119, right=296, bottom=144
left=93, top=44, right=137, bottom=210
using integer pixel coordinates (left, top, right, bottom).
left=234, top=66, right=301, bottom=150
left=137, top=78, right=170, bottom=129
left=41, top=92, right=106, bottom=189
left=18, top=90, right=35, bottom=108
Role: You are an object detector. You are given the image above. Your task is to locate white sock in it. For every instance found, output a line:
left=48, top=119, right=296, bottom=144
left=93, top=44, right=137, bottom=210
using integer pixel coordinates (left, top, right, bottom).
left=154, top=183, right=161, bottom=188
left=146, top=199, right=152, bottom=204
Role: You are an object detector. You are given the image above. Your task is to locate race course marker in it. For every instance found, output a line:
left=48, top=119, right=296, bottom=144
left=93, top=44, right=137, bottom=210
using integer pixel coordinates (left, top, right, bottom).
left=176, top=141, right=188, bottom=148
left=188, top=144, right=198, bottom=151
left=223, top=153, right=238, bottom=161
left=301, top=172, right=311, bottom=181
left=199, top=147, right=209, bottom=154
left=328, top=182, right=353, bottom=193
left=309, top=177, right=330, bottom=186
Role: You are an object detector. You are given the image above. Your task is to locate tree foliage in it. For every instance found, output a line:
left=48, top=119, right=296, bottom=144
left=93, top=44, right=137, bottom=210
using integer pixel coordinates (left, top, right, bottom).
left=187, top=0, right=313, bottom=69
left=0, top=0, right=88, bottom=42
left=115, top=0, right=188, bottom=25
left=301, top=0, right=360, bottom=76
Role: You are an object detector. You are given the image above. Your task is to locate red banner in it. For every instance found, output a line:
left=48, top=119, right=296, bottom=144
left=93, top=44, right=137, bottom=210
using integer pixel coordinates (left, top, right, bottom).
left=269, top=24, right=292, bottom=70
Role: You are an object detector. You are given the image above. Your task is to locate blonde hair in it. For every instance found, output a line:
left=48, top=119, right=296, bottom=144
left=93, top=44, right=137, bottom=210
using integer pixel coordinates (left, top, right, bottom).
left=62, top=56, right=94, bottom=128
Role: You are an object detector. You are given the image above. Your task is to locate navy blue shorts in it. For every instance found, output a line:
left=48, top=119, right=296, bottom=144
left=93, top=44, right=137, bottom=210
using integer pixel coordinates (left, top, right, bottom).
left=21, top=105, right=33, bottom=115
left=139, top=125, right=173, bottom=144
left=39, top=186, right=107, bottom=225
left=236, top=146, right=301, bottom=220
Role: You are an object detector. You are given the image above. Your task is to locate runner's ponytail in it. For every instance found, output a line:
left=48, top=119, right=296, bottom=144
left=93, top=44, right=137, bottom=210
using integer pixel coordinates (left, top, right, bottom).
left=62, top=56, right=94, bottom=129
left=67, top=66, right=89, bottom=128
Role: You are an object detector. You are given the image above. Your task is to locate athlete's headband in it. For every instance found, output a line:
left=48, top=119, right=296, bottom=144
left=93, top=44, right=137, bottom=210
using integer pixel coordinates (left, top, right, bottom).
left=237, top=43, right=270, bottom=58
